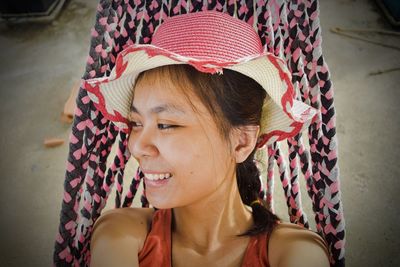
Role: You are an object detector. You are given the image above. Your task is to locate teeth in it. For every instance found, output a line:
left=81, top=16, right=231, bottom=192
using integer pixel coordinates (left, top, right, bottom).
left=144, top=173, right=172, bottom=180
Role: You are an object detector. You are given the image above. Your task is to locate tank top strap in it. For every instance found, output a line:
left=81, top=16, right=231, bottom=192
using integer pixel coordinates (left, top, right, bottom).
left=138, top=209, right=172, bottom=267
left=241, top=233, right=270, bottom=267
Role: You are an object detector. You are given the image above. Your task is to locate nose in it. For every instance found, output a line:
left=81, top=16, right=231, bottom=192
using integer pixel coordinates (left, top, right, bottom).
left=128, top=127, right=159, bottom=160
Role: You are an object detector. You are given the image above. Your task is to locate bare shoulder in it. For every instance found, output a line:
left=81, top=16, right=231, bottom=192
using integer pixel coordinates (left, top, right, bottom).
left=268, top=222, right=331, bottom=267
left=92, top=207, right=154, bottom=240
left=90, top=208, right=154, bottom=267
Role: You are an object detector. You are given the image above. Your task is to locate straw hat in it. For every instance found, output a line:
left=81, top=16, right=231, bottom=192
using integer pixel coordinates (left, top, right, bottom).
left=83, top=11, right=317, bottom=147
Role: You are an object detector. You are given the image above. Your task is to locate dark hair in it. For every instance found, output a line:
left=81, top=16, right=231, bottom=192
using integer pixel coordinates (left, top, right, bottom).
left=136, top=65, right=279, bottom=236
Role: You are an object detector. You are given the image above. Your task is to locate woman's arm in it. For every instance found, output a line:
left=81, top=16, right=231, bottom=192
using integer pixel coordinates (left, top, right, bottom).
left=90, top=208, right=153, bottom=267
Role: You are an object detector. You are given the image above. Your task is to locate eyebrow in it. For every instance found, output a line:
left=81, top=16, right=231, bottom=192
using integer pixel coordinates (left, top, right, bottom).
left=130, top=104, right=187, bottom=116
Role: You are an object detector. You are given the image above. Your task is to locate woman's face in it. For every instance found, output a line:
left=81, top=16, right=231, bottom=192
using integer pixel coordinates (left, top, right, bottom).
left=127, top=71, right=236, bottom=209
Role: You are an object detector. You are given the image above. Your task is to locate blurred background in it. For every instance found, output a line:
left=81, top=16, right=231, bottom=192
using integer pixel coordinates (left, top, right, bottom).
left=0, top=0, right=399, bottom=266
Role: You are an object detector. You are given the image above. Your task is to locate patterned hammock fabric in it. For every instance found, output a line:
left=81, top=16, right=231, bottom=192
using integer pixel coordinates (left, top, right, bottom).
left=53, top=0, right=345, bottom=266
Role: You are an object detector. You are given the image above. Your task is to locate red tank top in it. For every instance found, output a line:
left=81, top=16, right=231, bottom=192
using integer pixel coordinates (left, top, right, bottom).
left=138, top=209, right=270, bottom=267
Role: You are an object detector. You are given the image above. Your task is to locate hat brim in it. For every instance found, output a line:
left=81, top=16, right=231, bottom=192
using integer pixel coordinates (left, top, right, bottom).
left=84, top=44, right=317, bottom=147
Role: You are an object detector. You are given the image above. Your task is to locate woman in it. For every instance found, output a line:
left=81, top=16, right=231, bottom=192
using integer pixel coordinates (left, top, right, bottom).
left=86, top=11, right=330, bottom=267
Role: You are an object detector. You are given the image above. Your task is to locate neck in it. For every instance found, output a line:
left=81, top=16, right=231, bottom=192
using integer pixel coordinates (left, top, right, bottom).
left=171, top=172, right=253, bottom=253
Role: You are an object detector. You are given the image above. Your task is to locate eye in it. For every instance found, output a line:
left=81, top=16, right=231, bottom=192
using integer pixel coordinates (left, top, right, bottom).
left=128, top=121, right=143, bottom=130
left=157, top=123, right=179, bottom=130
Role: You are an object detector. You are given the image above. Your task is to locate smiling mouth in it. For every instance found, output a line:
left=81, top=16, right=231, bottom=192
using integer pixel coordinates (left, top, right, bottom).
left=143, top=172, right=173, bottom=188
left=143, top=172, right=173, bottom=181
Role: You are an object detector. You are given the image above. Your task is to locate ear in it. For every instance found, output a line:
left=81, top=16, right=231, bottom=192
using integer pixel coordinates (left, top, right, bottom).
left=231, top=125, right=260, bottom=163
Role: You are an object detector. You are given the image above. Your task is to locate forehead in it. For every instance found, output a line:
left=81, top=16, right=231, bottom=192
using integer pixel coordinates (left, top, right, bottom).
left=131, top=66, right=206, bottom=114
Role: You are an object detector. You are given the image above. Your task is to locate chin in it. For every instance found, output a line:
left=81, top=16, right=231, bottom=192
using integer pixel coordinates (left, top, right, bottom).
left=148, top=196, right=196, bottom=210
left=147, top=196, right=176, bottom=210
left=150, top=203, right=172, bottom=209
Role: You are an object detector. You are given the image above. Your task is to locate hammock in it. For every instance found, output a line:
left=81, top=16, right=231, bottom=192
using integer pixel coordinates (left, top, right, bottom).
left=53, top=0, right=346, bottom=266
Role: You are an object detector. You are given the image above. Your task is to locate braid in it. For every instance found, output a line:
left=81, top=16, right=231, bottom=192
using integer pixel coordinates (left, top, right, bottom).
left=266, top=145, right=276, bottom=213
left=237, top=151, right=279, bottom=236
left=77, top=110, right=111, bottom=262
left=287, top=135, right=309, bottom=228
left=205, top=0, right=217, bottom=11
left=237, top=0, right=255, bottom=27
left=141, top=179, right=149, bottom=208
left=226, top=0, right=235, bottom=15
left=189, top=0, right=201, bottom=13
left=122, top=166, right=144, bottom=208
left=114, top=132, right=130, bottom=208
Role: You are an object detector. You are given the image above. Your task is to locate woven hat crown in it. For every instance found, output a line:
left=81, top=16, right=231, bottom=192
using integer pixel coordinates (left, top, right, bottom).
left=151, top=11, right=263, bottom=62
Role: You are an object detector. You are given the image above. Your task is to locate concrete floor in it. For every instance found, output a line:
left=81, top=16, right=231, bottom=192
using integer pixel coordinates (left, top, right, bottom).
left=0, top=0, right=399, bottom=266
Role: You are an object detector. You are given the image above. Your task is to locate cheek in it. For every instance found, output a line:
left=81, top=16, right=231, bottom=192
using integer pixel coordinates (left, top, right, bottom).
left=127, top=135, right=133, bottom=154
left=127, top=134, right=137, bottom=159
left=162, top=136, right=205, bottom=170
left=169, top=134, right=230, bottom=184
